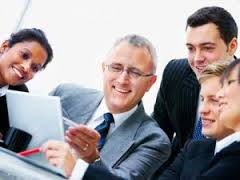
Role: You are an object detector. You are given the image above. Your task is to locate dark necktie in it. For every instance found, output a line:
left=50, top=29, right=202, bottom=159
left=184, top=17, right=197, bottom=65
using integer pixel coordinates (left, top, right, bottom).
left=95, top=113, right=114, bottom=150
left=192, top=117, right=205, bottom=140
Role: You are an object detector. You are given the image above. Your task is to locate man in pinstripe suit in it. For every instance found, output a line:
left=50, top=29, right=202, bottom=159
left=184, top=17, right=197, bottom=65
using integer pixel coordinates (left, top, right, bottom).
left=152, top=6, right=238, bottom=176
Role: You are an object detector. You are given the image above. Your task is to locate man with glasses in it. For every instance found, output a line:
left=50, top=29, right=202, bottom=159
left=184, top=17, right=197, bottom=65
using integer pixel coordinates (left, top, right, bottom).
left=42, top=34, right=170, bottom=180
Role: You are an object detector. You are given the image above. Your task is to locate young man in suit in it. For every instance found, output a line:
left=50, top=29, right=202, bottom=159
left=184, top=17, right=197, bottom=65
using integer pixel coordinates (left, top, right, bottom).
left=159, top=61, right=234, bottom=179
left=162, top=59, right=240, bottom=180
left=42, top=34, right=171, bottom=179
left=151, top=6, right=238, bottom=175
left=197, top=58, right=240, bottom=179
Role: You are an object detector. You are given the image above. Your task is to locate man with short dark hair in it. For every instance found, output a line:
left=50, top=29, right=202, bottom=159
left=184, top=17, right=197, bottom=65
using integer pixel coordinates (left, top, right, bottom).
left=152, top=6, right=238, bottom=175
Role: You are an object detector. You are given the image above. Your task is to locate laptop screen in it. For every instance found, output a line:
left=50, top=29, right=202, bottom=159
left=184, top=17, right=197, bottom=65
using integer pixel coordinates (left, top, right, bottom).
left=6, top=90, right=65, bottom=176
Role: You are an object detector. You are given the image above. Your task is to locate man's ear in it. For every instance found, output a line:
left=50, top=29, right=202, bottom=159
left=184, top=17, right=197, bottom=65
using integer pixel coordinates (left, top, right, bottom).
left=228, top=37, right=238, bottom=56
left=0, top=40, right=10, bottom=54
left=145, top=75, right=157, bottom=92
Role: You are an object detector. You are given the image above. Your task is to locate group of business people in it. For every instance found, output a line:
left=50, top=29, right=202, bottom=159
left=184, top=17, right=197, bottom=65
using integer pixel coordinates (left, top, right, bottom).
left=160, top=60, right=240, bottom=179
left=1, top=5, right=240, bottom=180
left=151, top=5, right=239, bottom=176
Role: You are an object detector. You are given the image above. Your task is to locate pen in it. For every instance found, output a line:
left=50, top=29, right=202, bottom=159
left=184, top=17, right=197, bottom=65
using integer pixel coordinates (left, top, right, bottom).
left=62, top=116, right=78, bottom=127
left=18, top=147, right=41, bottom=156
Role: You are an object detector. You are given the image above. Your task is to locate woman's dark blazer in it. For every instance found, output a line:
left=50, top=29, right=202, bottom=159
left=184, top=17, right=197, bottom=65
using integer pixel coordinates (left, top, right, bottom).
left=0, top=84, right=28, bottom=139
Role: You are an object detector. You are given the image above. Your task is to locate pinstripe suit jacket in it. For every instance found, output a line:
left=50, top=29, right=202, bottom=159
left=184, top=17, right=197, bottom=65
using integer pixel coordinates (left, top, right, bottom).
left=152, top=59, right=200, bottom=175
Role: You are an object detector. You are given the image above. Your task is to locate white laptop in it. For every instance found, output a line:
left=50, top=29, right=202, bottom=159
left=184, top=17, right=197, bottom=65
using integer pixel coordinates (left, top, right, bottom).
left=6, top=90, right=65, bottom=176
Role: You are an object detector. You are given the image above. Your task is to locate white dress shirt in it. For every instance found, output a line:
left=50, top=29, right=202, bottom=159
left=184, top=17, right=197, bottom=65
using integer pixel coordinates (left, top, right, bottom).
left=70, top=98, right=137, bottom=180
left=214, top=131, right=240, bottom=155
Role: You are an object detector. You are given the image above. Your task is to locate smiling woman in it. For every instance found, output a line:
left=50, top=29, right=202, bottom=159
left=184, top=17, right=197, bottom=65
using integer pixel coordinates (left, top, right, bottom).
left=0, top=28, right=53, bottom=86
left=0, top=28, right=53, bottom=146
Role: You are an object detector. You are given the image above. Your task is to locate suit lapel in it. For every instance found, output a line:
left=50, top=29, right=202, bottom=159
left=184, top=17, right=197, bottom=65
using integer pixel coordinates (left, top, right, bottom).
left=79, top=111, right=98, bottom=124
left=100, top=103, right=146, bottom=167
left=181, top=68, right=200, bottom=137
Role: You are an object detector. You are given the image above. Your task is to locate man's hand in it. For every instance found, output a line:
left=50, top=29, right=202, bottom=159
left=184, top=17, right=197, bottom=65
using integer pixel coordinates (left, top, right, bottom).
left=41, top=140, right=76, bottom=177
left=65, top=125, right=101, bottom=163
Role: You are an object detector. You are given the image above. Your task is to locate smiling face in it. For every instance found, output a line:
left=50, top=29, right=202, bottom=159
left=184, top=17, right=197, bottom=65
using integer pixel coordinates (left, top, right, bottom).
left=0, top=41, right=48, bottom=86
left=102, top=41, right=156, bottom=113
left=217, top=65, right=240, bottom=131
left=186, top=23, right=237, bottom=78
left=199, top=76, right=233, bottom=140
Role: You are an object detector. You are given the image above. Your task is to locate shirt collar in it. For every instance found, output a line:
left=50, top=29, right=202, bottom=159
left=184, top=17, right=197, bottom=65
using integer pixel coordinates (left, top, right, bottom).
left=92, top=97, right=138, bottom=128
left=0, top=85, right=9, bottom=96
left=113, top=105, right=137, bottom=128
left=215, top=132, right=240, bottom=155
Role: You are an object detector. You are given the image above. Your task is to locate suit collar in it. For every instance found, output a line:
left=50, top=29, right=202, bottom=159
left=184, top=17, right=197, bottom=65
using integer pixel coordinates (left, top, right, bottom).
left=91, top=98, right=138, bottom=130
left=214, top=141, right=240, bottom=157
left=205, top=141, right=240, bottom=170
left=71, top=95, right=103, bottom=124
left=100, top=102, right=147, bottom=167
left=215, top=132, right=240, bottom=155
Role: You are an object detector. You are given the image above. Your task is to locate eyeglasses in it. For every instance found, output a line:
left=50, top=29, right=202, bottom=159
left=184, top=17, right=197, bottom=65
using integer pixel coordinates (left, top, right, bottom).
left=104, top=63, right=154, bottom=79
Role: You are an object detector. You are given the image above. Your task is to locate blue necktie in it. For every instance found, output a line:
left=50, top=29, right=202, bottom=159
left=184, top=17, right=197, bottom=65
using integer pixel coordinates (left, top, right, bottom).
left=192, top=117, right=205, bottom=140
left=95, top=113, right=114, bottom=150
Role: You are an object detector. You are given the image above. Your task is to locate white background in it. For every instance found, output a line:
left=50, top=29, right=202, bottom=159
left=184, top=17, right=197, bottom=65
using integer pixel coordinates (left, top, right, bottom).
left=1, top=0, right=240, bottom=114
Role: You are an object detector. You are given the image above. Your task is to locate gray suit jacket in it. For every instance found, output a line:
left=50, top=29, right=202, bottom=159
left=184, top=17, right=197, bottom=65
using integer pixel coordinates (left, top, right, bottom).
left=51, top=83, right=171, bottom=180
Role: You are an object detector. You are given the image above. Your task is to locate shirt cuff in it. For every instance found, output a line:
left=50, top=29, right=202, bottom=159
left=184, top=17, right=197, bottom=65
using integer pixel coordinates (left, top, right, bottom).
left=69, top=159, right=89, bottom=180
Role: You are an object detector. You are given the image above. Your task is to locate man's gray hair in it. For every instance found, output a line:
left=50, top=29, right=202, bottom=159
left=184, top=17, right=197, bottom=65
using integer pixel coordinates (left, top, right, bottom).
left=113, top=34, right=157, bottom=74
